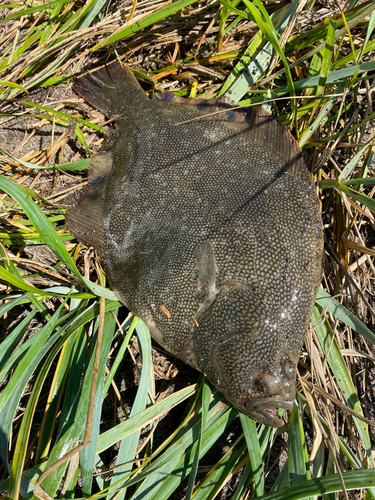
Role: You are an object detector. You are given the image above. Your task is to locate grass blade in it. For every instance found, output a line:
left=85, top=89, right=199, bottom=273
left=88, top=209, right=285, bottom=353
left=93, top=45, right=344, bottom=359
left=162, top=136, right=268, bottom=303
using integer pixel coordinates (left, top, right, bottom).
left=8, top=299, right=67, bottom=499
left=255, top=470, right=375, bottom=500
left=108, top=319, right=152, bottom=499
left=2, top=0, right=73, bottom=22
left=80, top=308, right=116, bottom=495
left=312, top=305, right=374, bottom=473
left=0, top=174, right=117, bottom=300
left=239, top=413, right=265, bottom=496
left=93, top=0, right=201, bottom=49
left=288, top=403, right=311, bottom=489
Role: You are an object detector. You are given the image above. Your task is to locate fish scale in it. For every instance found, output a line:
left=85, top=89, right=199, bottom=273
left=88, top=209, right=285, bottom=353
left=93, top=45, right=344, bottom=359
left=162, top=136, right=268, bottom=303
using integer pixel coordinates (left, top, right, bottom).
left=66, top=61, right=323, bottom=427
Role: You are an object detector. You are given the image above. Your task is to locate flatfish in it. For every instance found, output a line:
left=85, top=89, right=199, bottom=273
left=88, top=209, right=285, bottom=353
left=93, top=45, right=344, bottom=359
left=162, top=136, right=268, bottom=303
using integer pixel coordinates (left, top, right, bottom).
left=66, top=62, right=323, bottom=427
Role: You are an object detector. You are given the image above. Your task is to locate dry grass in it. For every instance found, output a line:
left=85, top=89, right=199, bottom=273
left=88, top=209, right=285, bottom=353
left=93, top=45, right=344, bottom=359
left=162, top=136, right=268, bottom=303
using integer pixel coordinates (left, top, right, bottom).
left=0, top=0, right=375, bottom=499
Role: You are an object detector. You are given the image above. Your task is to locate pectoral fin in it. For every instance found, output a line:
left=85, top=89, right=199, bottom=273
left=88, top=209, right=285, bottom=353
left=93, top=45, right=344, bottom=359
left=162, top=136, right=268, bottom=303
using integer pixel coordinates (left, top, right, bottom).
left=195, top=241, right=220, bottom=323
left=196, top=240, right=217, bottom=296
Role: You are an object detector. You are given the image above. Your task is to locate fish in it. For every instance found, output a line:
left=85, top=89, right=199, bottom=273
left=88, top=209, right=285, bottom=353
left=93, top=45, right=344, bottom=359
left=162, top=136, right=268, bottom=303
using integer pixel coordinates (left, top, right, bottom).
left=66, top=61, right=323, bottom=427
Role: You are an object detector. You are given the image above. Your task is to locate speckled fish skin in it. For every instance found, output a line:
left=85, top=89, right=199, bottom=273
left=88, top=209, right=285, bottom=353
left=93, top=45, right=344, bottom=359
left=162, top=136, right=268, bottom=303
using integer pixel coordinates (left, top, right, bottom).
left=66, top=62, right=323, bottom=427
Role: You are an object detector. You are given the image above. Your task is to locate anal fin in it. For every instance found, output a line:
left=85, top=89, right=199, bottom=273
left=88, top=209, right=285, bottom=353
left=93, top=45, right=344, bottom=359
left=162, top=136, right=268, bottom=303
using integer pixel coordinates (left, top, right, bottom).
left=66, top=190, right=105, bottom=254
left=66, top=154, right=110, bottom=254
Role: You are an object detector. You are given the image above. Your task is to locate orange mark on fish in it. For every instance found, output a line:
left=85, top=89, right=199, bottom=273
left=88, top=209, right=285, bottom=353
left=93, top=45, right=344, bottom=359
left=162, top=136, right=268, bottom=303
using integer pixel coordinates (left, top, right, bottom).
left=194, top=318, right=199, bottom=327
left=159, top=304, right=171, bottom=318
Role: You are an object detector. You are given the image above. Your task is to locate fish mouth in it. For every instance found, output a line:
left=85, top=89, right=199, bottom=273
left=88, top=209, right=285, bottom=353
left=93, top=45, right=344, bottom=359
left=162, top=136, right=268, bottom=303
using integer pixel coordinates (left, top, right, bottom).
left=244, top=398, right=294, bottom=428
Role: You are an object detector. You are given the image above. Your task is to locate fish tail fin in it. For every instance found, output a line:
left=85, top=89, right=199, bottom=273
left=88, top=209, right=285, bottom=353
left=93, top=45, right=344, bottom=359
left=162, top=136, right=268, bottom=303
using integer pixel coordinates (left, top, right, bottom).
left=73, top=61, right=147, bottom=117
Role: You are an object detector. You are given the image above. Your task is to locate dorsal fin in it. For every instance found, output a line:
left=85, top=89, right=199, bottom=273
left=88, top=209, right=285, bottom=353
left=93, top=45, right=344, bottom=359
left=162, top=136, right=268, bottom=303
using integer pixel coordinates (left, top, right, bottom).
left=153, top=93, right=304, bottom=175
left=152, top=92, right=252, bottom=124
left=73, top=61, right=147, bottom=118
left=244, top=107, right=304, bottom=176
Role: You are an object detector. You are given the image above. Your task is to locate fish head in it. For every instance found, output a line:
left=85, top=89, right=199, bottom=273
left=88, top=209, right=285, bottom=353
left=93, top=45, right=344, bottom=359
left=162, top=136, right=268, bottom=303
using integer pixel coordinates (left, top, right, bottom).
left=193, top=281, right=298, bottom=427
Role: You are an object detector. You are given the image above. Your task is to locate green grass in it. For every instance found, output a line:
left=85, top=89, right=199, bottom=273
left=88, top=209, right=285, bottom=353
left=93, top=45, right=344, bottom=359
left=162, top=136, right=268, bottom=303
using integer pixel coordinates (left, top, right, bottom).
left=0, top=0, right=375, bottom=499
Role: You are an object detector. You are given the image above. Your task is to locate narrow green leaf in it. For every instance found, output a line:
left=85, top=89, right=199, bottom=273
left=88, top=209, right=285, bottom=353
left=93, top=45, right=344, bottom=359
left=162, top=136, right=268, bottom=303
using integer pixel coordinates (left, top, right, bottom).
left=0, top=307, right=38, bottom=369
left=0, top=174, right=117, bottom=300
left=238, top=0, right=297, bottom=126
left=239, top=413, right=265, bottom=496
left=93, top=0, right=200, bottom=49
left=96, top=386, right=197, bottom=454
left=79, top=0, right=107, bottom=29
left=331, top=38, right=375, bottom=70
left=0, top=301, right=67, bottom=415
left=21, top=100, right=104, bottom=132
left=0, top=264, right=51, bottom=295
left=74, top=124, right=91, bottom=155
left=1, top=0, right=73, bottom=22
left=337, top=182, right=375, bottom=213
left=103, top=315, right=137, bottom=395
left=315, top=288, right=375, bottom=345
left=186, top=375, right=209, bottom=500
left=0, top=79, right=28, bottom=98
left=128, top=407, right=237, bottom=500
left=338, top=437, right=364, bottom=470
left=80, top=308, right=116, bottom=494
left=313, top=305, right=375, bottom=475
left=320, top=177, right=375, bottom=189
left=39, top=3, right=64, bottom=45
left=281, top=61, right=375, bottom=93
left=316, top=19, right=336, bottom=97
left=0, top=145, right=89, bottom=170
left=338, top=140, right=375, bottom=180
left=254, top=470, right=375, bottom=500
left=288, top=403, right=311, bottom=488
left=35, top=321, right=78, bottom=464
left=108, top=319, right=152, bottom=499
left=0, top=307, right=38, bottom=469
left=358, top=6, right=375, bottom=61
left=192, top=437, right=247, bottom=500
left=37, top=302, right=115, bottom=496
left=8, top=32, right=42, bottom=65
left=8, top=300, right=67, bottom=499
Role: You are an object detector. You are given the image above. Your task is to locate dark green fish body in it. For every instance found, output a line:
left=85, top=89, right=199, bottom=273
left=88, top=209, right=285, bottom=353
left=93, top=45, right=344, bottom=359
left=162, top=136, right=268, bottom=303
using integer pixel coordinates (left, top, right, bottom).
left=67, top=62, right=323, bottom=427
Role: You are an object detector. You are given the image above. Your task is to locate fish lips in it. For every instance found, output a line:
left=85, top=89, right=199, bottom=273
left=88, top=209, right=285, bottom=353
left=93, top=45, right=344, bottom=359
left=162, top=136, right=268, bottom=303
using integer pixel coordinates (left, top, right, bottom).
left=243, top=397, right=294, bottom=427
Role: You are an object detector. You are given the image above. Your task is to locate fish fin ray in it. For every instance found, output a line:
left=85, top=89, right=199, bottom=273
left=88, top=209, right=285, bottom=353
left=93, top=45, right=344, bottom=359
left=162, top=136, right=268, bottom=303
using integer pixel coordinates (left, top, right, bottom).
left=152, top=92, right=251, bottom=124
left=73, top=61, right=147, bottom=117
left=153, top=93, right=304, bottom=175
left=66, top=185, right=106, bottom=253
left=245, top=107, right=304, bottom=175
left=196, top=240, right=217, bottom=295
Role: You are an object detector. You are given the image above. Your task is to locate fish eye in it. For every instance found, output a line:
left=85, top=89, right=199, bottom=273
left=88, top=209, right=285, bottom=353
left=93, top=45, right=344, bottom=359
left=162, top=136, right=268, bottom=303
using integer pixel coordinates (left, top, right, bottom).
left=280, top=356, right=295, bottom=379
left=254, top=376, right=271, bottom=395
